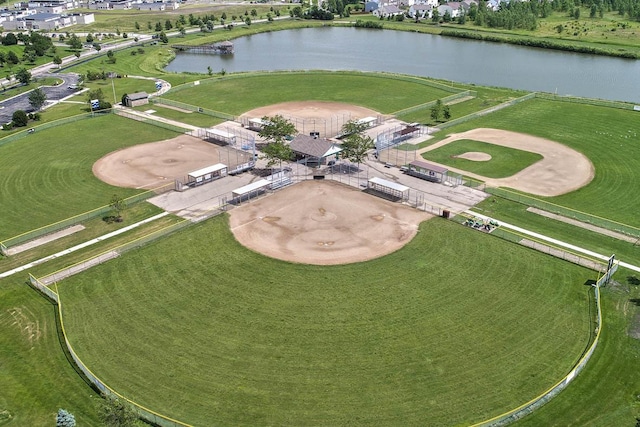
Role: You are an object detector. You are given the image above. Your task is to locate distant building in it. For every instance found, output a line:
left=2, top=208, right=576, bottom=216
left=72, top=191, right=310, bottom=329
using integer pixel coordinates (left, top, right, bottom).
left=123, top=92, right=149, bottom=107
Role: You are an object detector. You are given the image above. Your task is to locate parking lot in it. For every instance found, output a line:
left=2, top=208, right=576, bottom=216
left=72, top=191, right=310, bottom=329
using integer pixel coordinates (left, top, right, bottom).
left=0, top=73, right=81, bottom=124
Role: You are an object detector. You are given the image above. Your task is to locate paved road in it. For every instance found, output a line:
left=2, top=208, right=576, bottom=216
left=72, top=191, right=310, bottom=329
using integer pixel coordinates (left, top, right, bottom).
left=0, top=73, right=80, bottom=123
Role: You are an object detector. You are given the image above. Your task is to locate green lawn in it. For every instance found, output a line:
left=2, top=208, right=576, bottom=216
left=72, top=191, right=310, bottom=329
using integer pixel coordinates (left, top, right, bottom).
left=162, top=72, right=459, bottom=115
left=0, top=114, right=179, bottom=240
left=56, top=215, right=593, bottom=426
left=422, top=139, right=543, bottom=178
left=0, top=277, right=102, bottom=426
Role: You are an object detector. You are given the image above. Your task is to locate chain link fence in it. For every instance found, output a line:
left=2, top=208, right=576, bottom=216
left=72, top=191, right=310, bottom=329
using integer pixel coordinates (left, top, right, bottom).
left=151, top=98, right=235, bottom=121
left=0, top=183, right=173, bottom=255
left=486, top=187, right=640, bottom=240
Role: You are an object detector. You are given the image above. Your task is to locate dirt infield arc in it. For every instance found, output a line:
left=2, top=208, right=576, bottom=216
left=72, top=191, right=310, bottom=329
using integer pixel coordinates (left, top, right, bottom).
left=228, top=180, right=431, bottom=265
left=420, top=128, right=595, bottom=197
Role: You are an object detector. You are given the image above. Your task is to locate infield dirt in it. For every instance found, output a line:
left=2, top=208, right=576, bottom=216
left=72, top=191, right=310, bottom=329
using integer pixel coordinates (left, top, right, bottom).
left=228, top=180, right=431, bottom=265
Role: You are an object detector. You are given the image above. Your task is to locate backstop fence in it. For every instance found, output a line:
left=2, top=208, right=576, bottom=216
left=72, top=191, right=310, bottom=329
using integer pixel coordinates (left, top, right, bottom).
left=0, top=183, right=174, bottom=256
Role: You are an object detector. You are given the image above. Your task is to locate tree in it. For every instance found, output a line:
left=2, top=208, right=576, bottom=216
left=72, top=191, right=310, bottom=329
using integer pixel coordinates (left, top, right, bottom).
left=430, top=99, right=443, bottom=123
left=98, top=395, right=139, bottom=426
left=339, top=119, right=374, bottom=169
left=28, top=88, right=47, bottom=110
left=86, top=88, right=111, bottom=110
left=67, top=34, right=82, bottom=50
left=109, top=195, right=126, bottom=222
left=12, top=110, right=28, bottom=127
left=159, top=31, right=169, bottom=44
left=165, top=19, right=173, bottom=30
left=93, top=42, right=102, bottom=52
left=86, top=33, right=94, bottom=43
left=258, top=115, right=296, bottom=146
left=245, top=17, right=252, bottom=26
left=258, top=115, right=296, bottom=169
left=15, top=68, right=31, bottom=85
left=106, top=49, right=116, bottom=64
left=53, top=55, right=62, bottom=68
left=134, top=21, right=140, bottom=30
left=7, top=51, right=19, bottom=65
left=2, top=32, right=17, bottom=46
left=443, top=104, right=451, bottom=121
left=155, top=22, right=162, bottom=32
left=56, top=409, right=76, bottom=427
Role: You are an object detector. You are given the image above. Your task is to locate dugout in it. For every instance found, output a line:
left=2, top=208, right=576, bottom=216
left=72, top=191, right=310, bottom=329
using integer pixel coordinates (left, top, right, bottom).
left=366, top=177, right=409, bottom=202
left=247, top=118, right=268, bottom=131
left=204, top=128, right=236, bottom=145
left=187, top=163, right=227, bottom=186
left=357, top=116, right=378, bottom=128
left=406, top=160, right=448, bottom=183
left=231, top=179, right=271, bottom=203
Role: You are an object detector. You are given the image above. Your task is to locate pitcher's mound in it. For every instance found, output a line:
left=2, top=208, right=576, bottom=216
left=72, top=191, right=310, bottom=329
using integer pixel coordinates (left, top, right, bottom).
left=228, top=180, right=431, bottom=265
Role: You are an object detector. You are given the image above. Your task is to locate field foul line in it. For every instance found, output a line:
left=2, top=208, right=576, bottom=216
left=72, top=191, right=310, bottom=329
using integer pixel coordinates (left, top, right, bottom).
left=0, top=212, right=169, bottom=280
left=467, top=211, right=640, bottom=273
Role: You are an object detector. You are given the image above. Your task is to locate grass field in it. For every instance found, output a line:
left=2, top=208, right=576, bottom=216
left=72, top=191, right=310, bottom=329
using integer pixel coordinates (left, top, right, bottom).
left=55, top=215, right=593, bottom=426
left=421, top=139, right=543, bottom=179
left=0, top=114, right=179, bottom=241
left=162, top=72, right=459, bottom=115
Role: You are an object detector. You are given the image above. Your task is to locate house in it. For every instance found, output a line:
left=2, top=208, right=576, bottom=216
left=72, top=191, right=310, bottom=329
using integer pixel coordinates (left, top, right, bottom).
left=27, top=0, right=79, bottom=11
left=364, top=0, right=379, bottom=13
left=137, top=1, right=180, bottom=11
left=408, top=3, right=433, bottom=19
left=289, top=134, right=342, bottom=166
left=87, top=0, right=132, bottom=10
left=123, top=92, right=149, bottom=107
left=373, top=4, right=403, bottom=18
left=3, top=12, right=60, bottom=30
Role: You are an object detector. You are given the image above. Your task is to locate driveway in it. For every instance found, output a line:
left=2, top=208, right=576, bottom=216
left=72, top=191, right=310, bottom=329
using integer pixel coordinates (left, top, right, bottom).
left=0, top=73, right=81, bottom=124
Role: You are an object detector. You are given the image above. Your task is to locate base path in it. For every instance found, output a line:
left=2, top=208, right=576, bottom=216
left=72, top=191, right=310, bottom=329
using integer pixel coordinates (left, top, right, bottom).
left=229, top=180, right=431, bottom=265
left=419, top=128, right=595, bottom=197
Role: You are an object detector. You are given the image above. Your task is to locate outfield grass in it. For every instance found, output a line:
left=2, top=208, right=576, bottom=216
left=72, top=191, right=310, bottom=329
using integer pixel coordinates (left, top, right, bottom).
left=162, top=72, right=458, bottom=115
left=0, top=114, right=179, bottom=240
left=56, top=215, right=592, bottom=426
left=0, top=277, right=102, bottom=426
left=516, top=273, right=640, bottom=426
left=422, top=139, right=543, bottom=179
